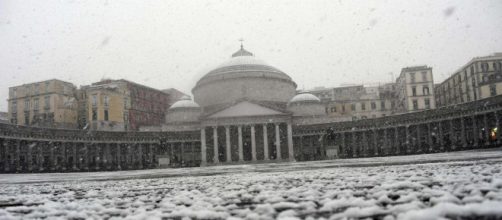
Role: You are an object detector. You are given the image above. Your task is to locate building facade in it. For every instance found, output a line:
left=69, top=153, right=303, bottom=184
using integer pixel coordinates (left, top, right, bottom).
left=435, top=53, right=502, bottom=108
left=309, top=83, right=398, bottom=121
left=82, top=79, right=171, bottom=131
left=7, top=79, right=78, bottom=128
left=396, top=66, right=436, bottom=112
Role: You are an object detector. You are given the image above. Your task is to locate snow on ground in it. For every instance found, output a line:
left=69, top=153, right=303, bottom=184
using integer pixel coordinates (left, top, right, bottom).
left=1, top=149, right=502, bottom=219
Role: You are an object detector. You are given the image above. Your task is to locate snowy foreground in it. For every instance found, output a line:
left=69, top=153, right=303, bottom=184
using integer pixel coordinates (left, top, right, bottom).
left=1, top=149, right=502, bottom=219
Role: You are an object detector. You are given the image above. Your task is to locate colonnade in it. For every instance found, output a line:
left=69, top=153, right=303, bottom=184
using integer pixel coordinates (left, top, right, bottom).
left=200, top=122, right=294, bottom=165
left=294, top=111, right=501, bottom=160
left=0, top=140, right=159, bottom=172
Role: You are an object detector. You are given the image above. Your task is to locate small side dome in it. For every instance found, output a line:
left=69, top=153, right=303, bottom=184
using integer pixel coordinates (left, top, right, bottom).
left=289, top=93, right=321, bottom=104
left=287, top=92, right=325, bottom=117
left=169, top=96, right=200, bottom=110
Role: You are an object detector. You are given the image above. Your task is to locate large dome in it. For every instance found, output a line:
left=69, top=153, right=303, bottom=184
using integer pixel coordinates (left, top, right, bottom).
left=192, top=46, right=297, bottom=112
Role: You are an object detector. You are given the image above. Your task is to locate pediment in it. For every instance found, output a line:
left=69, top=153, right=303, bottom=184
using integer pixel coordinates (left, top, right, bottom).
left=207, top=101, right=285, bottom=118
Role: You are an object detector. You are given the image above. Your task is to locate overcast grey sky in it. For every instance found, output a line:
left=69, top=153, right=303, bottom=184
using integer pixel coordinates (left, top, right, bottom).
left=1, top=0, right=502, bottom=111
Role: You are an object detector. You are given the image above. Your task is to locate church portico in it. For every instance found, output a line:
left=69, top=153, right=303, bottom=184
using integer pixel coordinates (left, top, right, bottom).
left=199, top=121, right=295, bottom=165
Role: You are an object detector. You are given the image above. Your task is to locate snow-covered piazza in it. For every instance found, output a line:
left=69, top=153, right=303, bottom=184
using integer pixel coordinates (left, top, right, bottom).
left=1, top=149, right=502, bottom=220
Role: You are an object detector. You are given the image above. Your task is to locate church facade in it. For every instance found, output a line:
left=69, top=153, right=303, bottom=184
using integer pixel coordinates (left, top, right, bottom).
left=162, top=46, right=327, bottom=165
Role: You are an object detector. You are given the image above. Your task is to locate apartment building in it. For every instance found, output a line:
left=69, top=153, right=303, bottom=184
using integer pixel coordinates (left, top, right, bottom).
left=395, top=66, right=436, bottom=112
left=7, top=79, right=78, bottom=128
left=435, top=53, right=502, bottom=107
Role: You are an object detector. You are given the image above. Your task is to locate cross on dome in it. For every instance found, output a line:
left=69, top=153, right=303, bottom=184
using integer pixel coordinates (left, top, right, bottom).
left=232, top=39, right=254, bottom=57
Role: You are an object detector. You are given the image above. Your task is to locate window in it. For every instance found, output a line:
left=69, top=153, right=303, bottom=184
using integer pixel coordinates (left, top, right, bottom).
left=412, top=86, right=417, bottom=96
left=470, top=66, right=475, bottom=75
left=330, top=107, right=336, bottom=112
left=11, top=113, right=17, bottom=124
left=104, top=110, right=109, bottom=121
left=44, top=96, right=50, bottom=110
left=423, top=86, right=430, bottom=95
left=410, top=72, right=416, bottom=83
left=24, top=113, right=29, bottom=125
left=45, top=81, right=50, bottom=93
left=380, top=101, right=385, bottom=110
left=425, top=98, right=430, bottom=109
left=124, top=97, right=128, bottom=109
left=371, top=102, right=376, bottom=110
left=412, top=100, right=418, bottom=110
left=92, top=95, right=97, bottom=107
left=12, top=88, right=17, bottom=98
left=104, top=95, right=109, bottom=106
left=490, top=84, right=497, bottom=96
left=351, top=104, right=355, bottom=111
left=421, top=71, right=427, bottom=82
left=24, top=99, right=29, bottom=111
left=12, top=101, right=17, bottom=113
left=92, top=109, right=97, bottom=121
left=481, top=63, right=489, bottom=72
left=34, top=84, right=39, bottom=94
left=34, top=98, right=39, bottom=110
left=361, top=103, right=366, bottom=111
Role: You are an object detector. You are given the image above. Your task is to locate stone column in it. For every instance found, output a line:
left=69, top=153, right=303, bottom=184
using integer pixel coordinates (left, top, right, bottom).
left=3, top=141, right=9, bottom=172
left=38, top=143, right=44, bottom=171
left=493, top=111, right=501, bottom=144
left=251, top=125, right=257, bottom=161
left=179, top=142, right=184, bottom=166
left=275, top=123, right=282, bottom=160
left=49, top=142, right=56, bottom=171
left=416, top=125, right=422, bottom=153
left=95, top=144, right=100, bottom=171
left=472, top=115, right=478, bottom=147
left=484, top=114, right=490, bottom=145
left=16, top=140, right=21, bottom=171
left=449, top=120, right=455, bottom=150
left=238, top=126, right=244, bottom=162
left=287, top=123, right=294, bottom=161
left=61, top=142, right=67, bottom=171
left=213, top=126, right=219, bottom=163
left=362, top=131, right=368, bottom=157
left=460, top=117, right=467, bottom=148
left=263, top=124, right=269, bottom=160
left=225, top=126, right=231, bottom=163
left=84, top=143, right=89, bottom=170
left=383, top=129, right=388, bottom=156
left=351, top=131, right=357, bottom=157
left=405, top=125, right=410, bottom=154
left=341, top=132, right=346, bottom=157
left=438, top=121, right=444, bottom=151
left=103, top=143, right=111, bottom=170
left=200, top=128, right=207, bottom=166
left=394, top=127, right=400, bottom=154
left=373, top=129, right=378, bottom=156
left=127, top=144, right=133, bottom=169
left=72, top=142, right=78, bottom=170
left=496, top=112, right=501, bottom=144
left=149, top=143, right=155, bottom=168
left=27, top=141, right=32, bottom=172
left=116, top=144, right=122, bottom=170
left=138, top=144, right=143, bottom=169
left=427, top=123, right=433, bottom=152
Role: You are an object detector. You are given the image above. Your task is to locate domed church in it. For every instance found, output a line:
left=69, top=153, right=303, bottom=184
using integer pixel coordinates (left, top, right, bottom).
left=164, top=45, right=326, bottom=165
